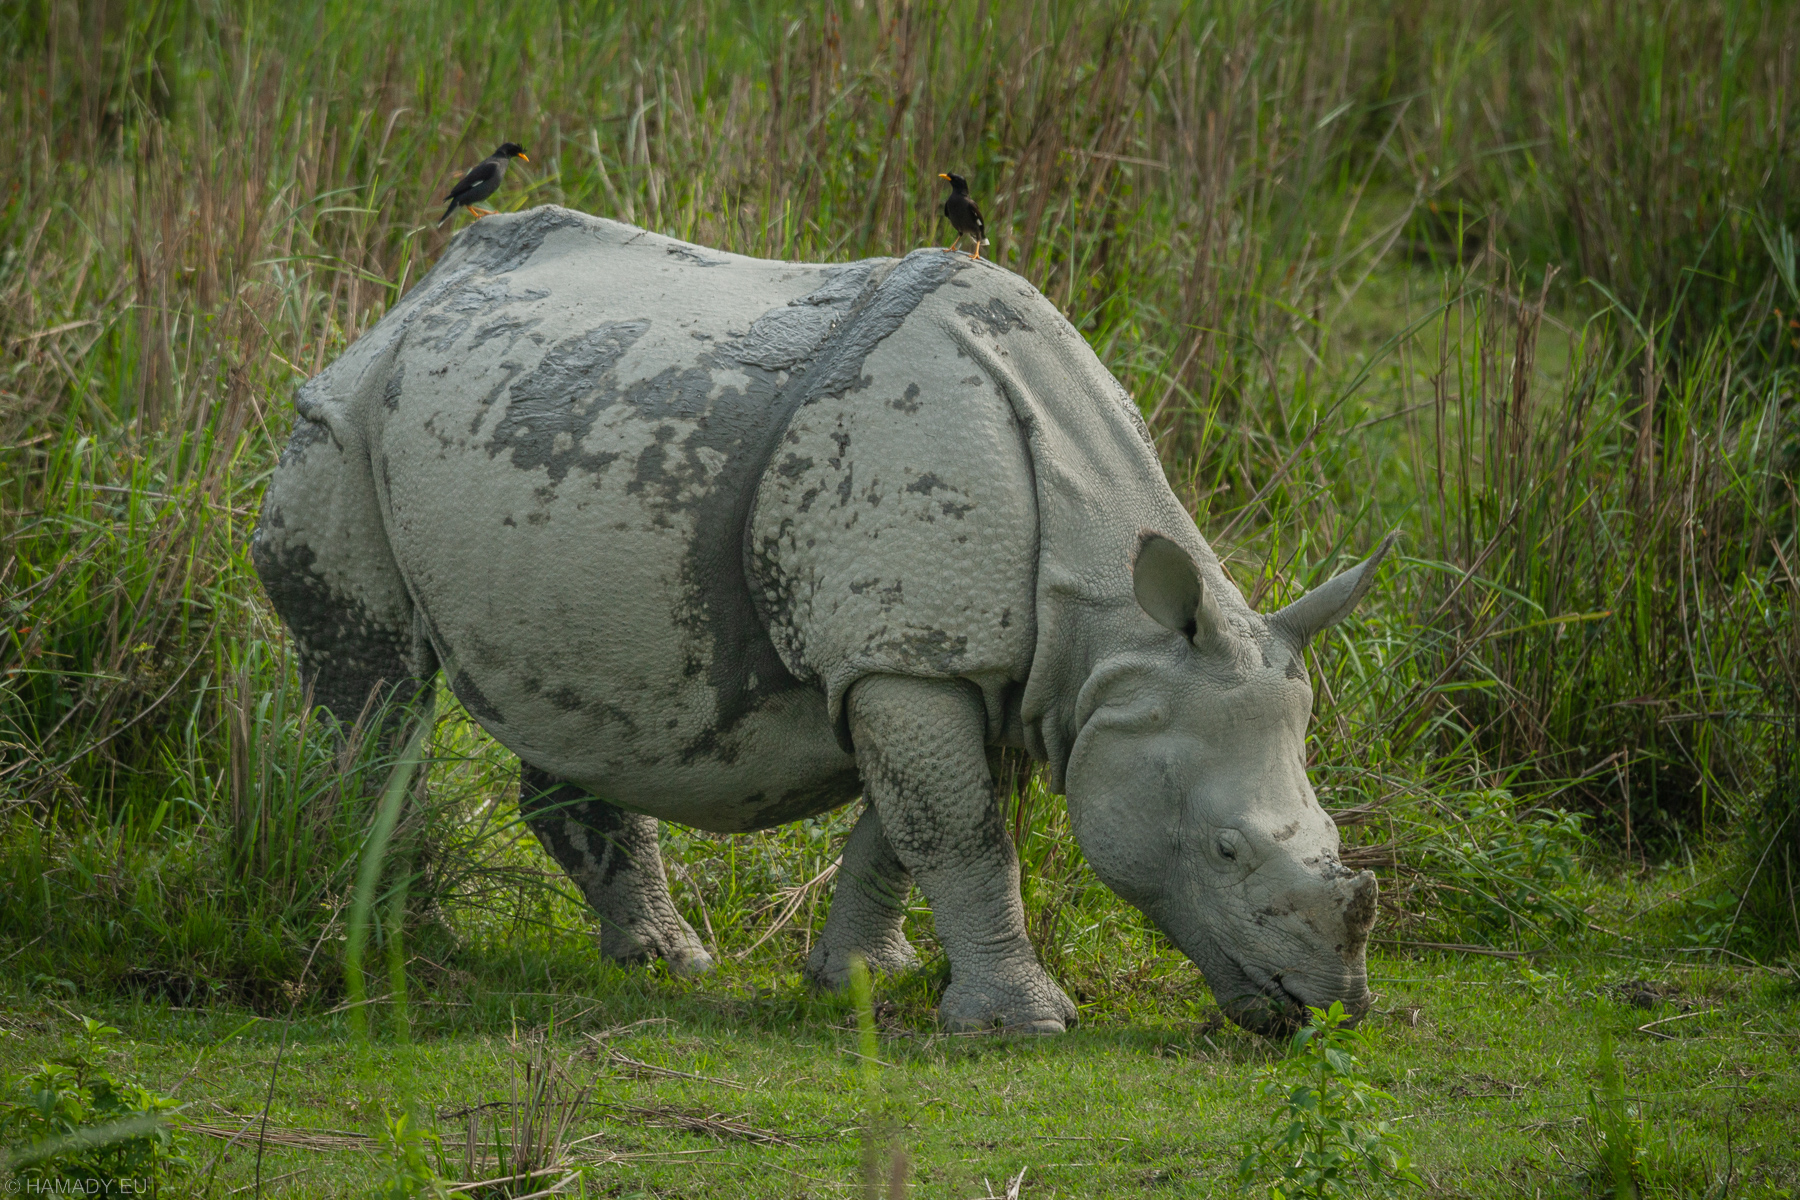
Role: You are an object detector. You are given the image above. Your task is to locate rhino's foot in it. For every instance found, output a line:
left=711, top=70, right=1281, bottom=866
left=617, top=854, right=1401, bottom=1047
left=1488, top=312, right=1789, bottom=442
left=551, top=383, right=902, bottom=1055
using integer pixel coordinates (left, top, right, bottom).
left=807, top=802, right=918, bottom=990
left=520, top=770, right=716, bottom=980
left=938, top=956, right=1077, bottom=1035
left=665, top=945, right=716, bottom=978
left=599, top=921, right=714, bottom=977
left=805, top=936, right=921, bottom=991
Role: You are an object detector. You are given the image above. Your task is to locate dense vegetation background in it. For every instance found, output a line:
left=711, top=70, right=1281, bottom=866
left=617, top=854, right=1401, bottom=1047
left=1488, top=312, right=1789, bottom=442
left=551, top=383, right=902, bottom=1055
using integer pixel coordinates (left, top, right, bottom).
left=0, top=1, right=1797, bottom=1194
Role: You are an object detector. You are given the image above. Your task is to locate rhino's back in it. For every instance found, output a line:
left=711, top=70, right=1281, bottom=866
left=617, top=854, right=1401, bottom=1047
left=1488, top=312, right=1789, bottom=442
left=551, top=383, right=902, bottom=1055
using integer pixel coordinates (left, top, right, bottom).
left=371, top=209, right=897, bottom=828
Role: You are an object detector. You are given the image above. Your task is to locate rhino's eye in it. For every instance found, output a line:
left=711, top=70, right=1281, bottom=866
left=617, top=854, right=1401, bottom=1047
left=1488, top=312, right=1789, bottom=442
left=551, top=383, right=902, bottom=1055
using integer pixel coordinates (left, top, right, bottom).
left=1216, top=834, right=1237, bottom=861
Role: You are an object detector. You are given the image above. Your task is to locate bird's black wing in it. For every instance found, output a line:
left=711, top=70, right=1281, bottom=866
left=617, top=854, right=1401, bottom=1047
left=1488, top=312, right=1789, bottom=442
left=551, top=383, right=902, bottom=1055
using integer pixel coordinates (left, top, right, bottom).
left=446, top=159, right=501, bottom=204
left=967, top=200, right=985, bottom=239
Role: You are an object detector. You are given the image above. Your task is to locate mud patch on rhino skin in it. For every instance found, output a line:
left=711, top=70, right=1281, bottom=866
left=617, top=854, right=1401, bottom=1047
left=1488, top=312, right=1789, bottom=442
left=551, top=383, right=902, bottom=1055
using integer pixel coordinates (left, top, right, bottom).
left=275, top=416, right=333, bottom=467
left=848, top=578, right=905, bottom=612
left=455, top=205, right=590, bottom=276
left=250, top=534, right=433, bottom=722
left=734, top=305, right=839, bottom=370
left=744, top=768, right=864, bottom=830
left=485, top=319, right=649, bottom=482
left=796, top=251, right=967, bottom=401
left=956, top=297, right=1032, bottom=337
left=730, top=265, right=881, bottom=372
left=665, top=242, right=730, bottom=268
left=470, top=315, right=543, bottom=354
left=518, top=765, right=639, bottom=888
left=889, top=383, right=922, bottom=414
left=872, top=628, right=968, bottom=671
left=795, top=262, right=880, bottom=307
left=540, top=683, right=644, bottom=740
left=467, top=363, right=526, bottom=434
left=904, top=472, right=947, bottom=496
left=421, top=281, right=552, bottom=354
left=451, top=669, right=507, bottom=725
left=380, top=362, right=406, bottom=410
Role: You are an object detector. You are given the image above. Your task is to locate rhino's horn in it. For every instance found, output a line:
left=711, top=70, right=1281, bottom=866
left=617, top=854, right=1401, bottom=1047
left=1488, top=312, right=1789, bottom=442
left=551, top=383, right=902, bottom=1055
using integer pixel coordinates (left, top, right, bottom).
left=1269, top=532, right=1398, bottom=649
left=1132, top=533, right=1226, bottom=650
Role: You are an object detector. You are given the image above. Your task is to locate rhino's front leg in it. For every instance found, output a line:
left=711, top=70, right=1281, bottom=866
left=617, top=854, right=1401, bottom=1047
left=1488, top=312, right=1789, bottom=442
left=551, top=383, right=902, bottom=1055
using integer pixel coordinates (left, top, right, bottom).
left=807, top=802, right=920, bottom=987
left=848, top=675, right=1077, bottom=1033
left=519, top=766, right=713, bottom=976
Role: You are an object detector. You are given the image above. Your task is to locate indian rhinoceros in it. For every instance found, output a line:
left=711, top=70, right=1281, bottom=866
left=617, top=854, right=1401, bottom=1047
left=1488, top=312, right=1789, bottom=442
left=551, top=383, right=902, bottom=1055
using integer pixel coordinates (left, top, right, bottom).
left=252, top=205, right=1389, bottom=1035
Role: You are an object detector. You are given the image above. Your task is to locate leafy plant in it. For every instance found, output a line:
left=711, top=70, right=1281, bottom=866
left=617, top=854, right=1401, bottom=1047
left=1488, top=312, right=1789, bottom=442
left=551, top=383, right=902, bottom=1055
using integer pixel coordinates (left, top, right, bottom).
left=1412, top=791, right=1592, bottom=943
left=373, top=1109, right=451, bottom=1200
left=1235, top=1002, right=1420, bottom=1200
left=0, top=1015, right=187, bottom=1197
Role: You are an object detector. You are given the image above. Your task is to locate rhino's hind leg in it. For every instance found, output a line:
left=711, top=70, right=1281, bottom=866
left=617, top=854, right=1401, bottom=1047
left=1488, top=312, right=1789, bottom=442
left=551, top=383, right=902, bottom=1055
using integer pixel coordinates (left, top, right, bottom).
left=848, top=675, right=1077, bottom=1034
left=807, top=802, right=919, bottom=988
left=519, top=765, right=713, bottom=976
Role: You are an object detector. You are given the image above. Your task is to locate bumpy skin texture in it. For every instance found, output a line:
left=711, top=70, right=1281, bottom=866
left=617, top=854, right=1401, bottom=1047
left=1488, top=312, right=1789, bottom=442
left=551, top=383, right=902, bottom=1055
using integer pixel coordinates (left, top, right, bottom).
left=519, top=767, right=712, bottom=975
left=805, top=802, right=918, bottom=985
left=254, top=205, right=1388, bottom=1034
left=845, top=675, right=1076, bottom=1031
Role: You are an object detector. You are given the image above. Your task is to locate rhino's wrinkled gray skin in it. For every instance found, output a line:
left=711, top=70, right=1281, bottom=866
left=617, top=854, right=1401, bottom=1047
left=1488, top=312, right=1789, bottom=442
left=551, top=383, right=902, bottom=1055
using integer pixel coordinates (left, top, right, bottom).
left=253, top=206, right=1387, bottom=1035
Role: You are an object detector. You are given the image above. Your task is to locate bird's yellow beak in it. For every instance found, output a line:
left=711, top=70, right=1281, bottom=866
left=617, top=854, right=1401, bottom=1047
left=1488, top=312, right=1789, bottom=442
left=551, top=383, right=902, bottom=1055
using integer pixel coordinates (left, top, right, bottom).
left=518, top=152, right=530, bottom=162
left=937, top=173, right=950, bottom=181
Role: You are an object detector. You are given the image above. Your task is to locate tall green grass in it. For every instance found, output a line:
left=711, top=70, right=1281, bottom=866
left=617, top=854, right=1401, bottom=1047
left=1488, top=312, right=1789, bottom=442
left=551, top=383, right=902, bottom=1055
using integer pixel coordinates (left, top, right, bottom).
left=1, top=0, right=1796, bottom=1002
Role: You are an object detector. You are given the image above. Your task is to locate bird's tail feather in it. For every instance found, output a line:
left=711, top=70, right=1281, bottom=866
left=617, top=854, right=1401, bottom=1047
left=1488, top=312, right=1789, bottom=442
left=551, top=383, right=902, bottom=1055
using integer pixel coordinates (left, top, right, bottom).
left=436, top=202, right=457, bottom=228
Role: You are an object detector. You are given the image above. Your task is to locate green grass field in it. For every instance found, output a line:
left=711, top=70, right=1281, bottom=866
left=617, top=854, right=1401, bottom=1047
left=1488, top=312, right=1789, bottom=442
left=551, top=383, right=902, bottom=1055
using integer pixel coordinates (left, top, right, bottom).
left=2, top=0, right=1798, bottom=1195
left=3, top=949, right=1798, bottom=1197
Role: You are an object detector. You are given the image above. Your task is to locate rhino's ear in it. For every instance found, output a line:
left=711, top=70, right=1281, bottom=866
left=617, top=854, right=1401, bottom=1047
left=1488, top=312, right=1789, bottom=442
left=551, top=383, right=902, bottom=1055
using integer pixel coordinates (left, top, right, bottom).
left=1133, top=533, right=1226, bottom=649
left=1269, top=533, right=1398, bottom=648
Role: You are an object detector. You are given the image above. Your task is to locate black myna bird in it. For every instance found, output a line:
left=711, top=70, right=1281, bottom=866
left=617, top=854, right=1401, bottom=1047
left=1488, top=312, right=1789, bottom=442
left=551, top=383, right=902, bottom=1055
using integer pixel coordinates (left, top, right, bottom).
left=938, top=172, right=988, bottom=259
left=438, top=143, right=529, bottom=227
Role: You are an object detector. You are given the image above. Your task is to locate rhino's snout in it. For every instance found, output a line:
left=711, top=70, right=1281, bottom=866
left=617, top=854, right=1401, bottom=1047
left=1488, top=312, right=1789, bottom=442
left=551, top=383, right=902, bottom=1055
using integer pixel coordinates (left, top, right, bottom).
left=1341, top=869, right=1378, bottom=946
left=1209, top=865, right=1378, bottom=1037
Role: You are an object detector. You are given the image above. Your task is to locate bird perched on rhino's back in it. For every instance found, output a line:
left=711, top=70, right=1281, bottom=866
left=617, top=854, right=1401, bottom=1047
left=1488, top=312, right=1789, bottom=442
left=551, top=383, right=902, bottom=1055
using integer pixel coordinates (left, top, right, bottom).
left=438, top=143, right=529, bottom=227
left=938, top=172, right=987, bottom=259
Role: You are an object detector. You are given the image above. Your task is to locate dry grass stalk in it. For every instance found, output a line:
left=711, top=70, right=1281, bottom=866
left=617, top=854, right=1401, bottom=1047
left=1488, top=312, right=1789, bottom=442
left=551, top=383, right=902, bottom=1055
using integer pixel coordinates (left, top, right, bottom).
left=473, top=1030, right=590, bottom=1195
left=735, top=855, right=841, bottom=959
left=185, top=1119, right=375, bottom=1152
left=597, top=1102, right=795, bottom=1147
left=584, top=1041, right=747, bottom=1091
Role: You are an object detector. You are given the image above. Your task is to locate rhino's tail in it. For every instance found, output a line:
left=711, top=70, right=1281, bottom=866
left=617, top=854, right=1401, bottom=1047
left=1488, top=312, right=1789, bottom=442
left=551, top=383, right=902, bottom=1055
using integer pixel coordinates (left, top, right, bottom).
left=252, top=388, right=437, bottom=725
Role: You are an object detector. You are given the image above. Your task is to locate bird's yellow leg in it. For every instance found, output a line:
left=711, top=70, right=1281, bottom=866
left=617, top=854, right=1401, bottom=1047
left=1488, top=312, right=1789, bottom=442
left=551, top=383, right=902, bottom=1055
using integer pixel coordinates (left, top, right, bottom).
left=972, top=242, right=982, bottom=261
left=944, top=235, right=961, bottom=252
left=469, top=206, right=494, bottom=218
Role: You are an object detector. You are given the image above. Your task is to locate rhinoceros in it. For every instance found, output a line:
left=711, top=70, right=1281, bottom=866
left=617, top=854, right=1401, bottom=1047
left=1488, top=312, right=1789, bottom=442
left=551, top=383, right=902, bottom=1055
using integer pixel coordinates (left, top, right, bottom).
left=253, top=205, right=1389, bottom=1034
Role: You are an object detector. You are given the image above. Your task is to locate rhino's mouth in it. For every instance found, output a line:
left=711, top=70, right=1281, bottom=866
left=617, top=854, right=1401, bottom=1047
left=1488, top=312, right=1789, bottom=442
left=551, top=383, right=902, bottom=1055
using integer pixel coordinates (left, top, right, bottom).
left=1222, top=974, right=1309, bottom=1036
left=1221, top=962, right=1375, bottom=1037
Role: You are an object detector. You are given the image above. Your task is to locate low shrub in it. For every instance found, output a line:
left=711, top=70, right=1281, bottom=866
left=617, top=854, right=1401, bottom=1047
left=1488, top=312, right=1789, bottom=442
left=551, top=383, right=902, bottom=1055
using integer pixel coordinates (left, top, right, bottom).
left=1235, top=1001, right=1419, bottom=1200
left=0, top=1015, right=187, bottom=1196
